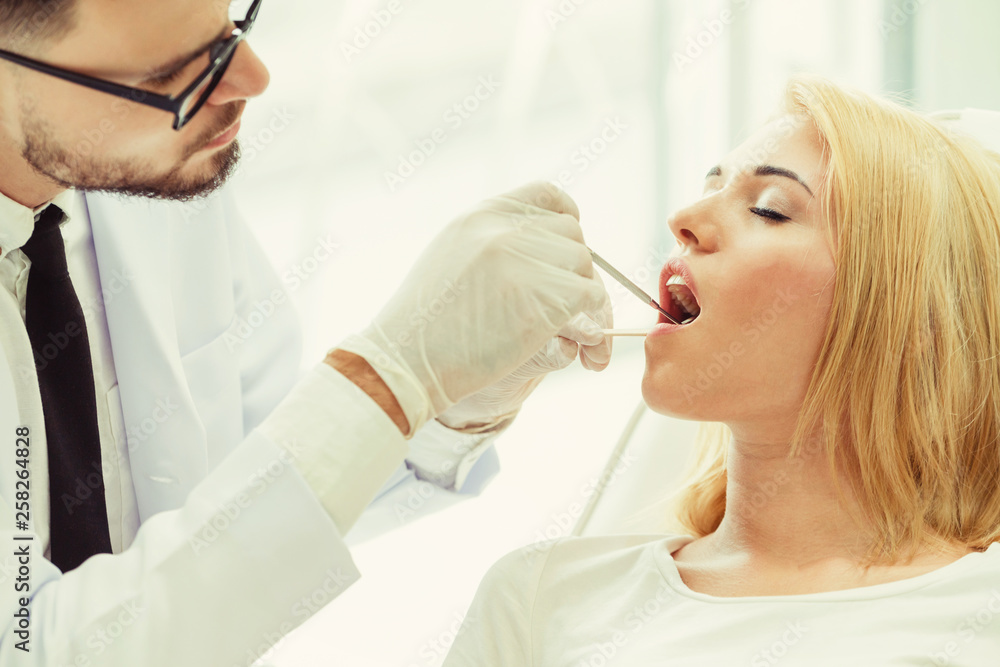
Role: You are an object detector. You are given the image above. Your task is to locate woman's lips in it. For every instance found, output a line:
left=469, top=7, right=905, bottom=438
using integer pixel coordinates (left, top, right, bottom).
left=648, top=319, right=690, bottom=336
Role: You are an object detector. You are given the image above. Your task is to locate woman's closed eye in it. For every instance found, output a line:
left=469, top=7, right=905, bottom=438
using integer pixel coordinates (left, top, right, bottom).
left=749, top=206, right=791, bottom=223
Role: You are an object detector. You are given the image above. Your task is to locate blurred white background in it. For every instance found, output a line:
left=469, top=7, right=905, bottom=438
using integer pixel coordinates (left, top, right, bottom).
left=223, top=0, right=1000, bottom=663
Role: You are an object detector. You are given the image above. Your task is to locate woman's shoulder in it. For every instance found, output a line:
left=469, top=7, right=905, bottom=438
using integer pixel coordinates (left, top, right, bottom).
left=504, top=531, right=692, bottom=563
left=483, top=532, right=693, bottom=593
left=540, top=532, right=693, bottom=561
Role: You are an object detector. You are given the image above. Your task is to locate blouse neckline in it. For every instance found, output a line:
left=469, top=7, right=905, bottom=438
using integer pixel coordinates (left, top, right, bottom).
left=652, top=534, right=1000, bottom=604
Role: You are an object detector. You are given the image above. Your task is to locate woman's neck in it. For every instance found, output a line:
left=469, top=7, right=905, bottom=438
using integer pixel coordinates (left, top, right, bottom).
left=705, top=431, right=971, bottom=570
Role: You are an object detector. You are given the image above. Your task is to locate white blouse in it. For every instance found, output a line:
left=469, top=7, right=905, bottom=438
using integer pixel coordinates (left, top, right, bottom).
left=444, top=533, right=1000, bottom=666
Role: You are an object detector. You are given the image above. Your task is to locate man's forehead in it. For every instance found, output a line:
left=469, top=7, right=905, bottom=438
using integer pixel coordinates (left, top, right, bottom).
left=48, top=0, right=230, bottom=77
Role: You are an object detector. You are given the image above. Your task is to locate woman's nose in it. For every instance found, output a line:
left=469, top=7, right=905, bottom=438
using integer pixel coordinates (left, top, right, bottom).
left=666, top=196, right=718, bottom=251
left=206, top=42, right=270, bottom=106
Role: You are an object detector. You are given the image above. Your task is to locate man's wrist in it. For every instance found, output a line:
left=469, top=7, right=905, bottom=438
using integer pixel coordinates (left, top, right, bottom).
left=324, top=349, right=410, bottom=436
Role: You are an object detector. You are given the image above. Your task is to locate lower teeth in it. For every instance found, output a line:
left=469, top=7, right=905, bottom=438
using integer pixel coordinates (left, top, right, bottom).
left=681, top=317, right=694, bottom=324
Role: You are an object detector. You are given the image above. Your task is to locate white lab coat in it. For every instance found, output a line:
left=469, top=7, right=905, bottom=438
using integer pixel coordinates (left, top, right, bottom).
left=0, top=190, right=499, bottom=665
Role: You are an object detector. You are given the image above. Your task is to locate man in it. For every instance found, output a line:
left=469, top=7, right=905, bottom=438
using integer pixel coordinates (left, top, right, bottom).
left=0, top=0, right=612, bottom=664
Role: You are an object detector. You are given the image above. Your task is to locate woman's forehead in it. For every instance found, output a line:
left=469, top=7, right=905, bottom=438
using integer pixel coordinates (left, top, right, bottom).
left=717, top=115, right=827, bottom=190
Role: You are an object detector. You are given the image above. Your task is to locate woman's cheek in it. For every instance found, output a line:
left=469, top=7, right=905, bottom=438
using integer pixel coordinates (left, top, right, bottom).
left=741, top=323, right=760, bottom=345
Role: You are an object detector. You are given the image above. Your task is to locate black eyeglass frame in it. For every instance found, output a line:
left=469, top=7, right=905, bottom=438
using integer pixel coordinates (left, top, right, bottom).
left=0, top=0, right=261, bottom=130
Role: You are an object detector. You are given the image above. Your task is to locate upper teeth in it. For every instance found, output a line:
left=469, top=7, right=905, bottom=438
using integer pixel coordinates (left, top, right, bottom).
left=666, top=275, right=687, bottom=287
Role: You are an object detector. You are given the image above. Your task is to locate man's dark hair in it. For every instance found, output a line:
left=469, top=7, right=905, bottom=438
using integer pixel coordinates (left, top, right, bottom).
left=0, top=0, right=76, bottom=49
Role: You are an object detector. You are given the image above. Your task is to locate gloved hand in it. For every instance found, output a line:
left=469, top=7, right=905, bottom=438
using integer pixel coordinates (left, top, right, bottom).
left=336, top=181, right=610, bottom=435
left=436, top=300, right=613, bottom=431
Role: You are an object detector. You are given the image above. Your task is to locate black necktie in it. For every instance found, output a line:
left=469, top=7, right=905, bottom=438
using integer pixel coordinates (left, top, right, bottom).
left=21, top=204, right=112, bottom=572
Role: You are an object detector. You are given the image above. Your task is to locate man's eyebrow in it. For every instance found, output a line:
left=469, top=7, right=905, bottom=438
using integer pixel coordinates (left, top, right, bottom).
left=705, top=164, right=814, bottom=197
left=140, top=25, right=230, bottom=81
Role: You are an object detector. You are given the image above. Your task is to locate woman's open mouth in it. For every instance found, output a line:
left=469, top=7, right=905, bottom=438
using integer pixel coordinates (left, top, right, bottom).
left=665, top=274, right=701, bottom=323
left=658, top=259, right=702, bottom=325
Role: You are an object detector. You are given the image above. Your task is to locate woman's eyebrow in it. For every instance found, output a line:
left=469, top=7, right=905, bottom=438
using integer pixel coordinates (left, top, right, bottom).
left=705, top=164, right=814, bottom=197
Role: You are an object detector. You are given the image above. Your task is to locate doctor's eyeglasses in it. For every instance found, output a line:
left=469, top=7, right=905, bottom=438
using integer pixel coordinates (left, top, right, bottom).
left=0, top=0, right=262, bottom=131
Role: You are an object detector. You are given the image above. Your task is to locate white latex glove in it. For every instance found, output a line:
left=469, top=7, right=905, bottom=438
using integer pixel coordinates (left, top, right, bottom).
left=337, top=181, right=609, bottom=435
left=436, top=296, right=613, bottom=430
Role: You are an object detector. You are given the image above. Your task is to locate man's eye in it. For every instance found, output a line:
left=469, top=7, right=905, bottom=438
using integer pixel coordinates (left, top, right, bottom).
left=749, top=206, right=790, bottom=223
left=148, top=68, right=185, bottom=87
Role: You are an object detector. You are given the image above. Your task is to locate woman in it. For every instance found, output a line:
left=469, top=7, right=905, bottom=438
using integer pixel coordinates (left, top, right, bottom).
left=443, top=75, right=1000, bottom=665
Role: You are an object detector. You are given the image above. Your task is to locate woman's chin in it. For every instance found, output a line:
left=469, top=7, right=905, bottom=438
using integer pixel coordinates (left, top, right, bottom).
left=641, top=370, right=695, bottom=419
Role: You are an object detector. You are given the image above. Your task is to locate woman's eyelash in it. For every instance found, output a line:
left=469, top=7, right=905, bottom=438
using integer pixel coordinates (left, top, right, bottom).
left=749, top=206, right=790, bottom=223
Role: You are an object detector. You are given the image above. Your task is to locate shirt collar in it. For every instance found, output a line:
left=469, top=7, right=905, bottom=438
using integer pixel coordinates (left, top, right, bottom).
left=0, top=188, right=78, bottom=263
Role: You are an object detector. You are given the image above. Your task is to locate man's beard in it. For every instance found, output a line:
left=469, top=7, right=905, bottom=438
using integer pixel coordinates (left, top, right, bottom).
left=19, top=102, right=244, bottom=202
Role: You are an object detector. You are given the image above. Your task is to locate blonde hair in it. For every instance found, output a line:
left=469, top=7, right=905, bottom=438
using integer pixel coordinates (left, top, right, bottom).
left=666, top=75, right=1000, bottom=565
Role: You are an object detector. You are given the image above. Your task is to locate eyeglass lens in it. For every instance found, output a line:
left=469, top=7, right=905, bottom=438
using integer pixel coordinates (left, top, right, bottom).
left=177, top=0, right=257, bottom=128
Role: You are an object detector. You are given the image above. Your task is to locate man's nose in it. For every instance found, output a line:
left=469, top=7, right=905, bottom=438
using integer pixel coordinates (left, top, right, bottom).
left=206, top=42, right=270, bottom=106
